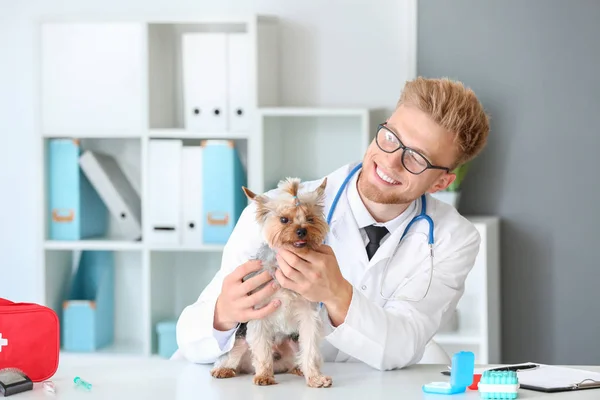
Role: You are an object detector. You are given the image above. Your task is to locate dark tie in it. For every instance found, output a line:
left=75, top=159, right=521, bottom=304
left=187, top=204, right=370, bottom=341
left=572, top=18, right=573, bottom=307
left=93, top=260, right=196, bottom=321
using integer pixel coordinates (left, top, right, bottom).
left=364, top=225, right=389, bottom=260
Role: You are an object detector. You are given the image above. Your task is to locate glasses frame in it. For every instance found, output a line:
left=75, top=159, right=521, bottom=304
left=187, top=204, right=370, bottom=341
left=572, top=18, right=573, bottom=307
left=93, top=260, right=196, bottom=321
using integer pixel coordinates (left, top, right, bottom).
left=375, top=123, right=451, bottom=175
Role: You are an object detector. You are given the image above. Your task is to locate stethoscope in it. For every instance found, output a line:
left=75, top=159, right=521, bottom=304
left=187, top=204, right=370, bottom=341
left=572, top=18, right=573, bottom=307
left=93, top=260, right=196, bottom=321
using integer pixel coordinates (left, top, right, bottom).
left=326, top=162, right=435, bottom=302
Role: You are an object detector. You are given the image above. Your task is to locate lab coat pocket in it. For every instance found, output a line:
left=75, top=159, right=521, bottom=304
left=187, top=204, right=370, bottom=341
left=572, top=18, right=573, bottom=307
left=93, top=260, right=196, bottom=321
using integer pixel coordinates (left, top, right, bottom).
left=379, top=232, right=433, bottom=302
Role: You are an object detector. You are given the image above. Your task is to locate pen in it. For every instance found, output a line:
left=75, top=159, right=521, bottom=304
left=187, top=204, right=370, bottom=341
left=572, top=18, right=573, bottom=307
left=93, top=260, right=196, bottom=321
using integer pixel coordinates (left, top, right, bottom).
left=487, top=363, right=539, bottom=372
left=441, top=363, right=539, bottom=376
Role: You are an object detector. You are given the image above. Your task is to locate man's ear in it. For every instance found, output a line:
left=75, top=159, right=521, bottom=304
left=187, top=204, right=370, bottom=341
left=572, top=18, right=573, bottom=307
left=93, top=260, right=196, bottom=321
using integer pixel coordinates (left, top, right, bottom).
left=427, top=172, right=456, bottom=193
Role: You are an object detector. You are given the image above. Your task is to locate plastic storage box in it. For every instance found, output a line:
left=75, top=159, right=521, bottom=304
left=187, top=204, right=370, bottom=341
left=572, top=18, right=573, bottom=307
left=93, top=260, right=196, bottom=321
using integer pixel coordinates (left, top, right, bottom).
left=156, top=320, right=178, bottom=358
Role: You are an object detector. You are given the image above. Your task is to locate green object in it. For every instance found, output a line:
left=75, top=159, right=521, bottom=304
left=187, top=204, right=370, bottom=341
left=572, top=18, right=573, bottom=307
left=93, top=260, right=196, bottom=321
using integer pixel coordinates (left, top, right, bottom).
left=446, top=162, right=471, bottom=192
left=74, top=376, right=92, bottom=390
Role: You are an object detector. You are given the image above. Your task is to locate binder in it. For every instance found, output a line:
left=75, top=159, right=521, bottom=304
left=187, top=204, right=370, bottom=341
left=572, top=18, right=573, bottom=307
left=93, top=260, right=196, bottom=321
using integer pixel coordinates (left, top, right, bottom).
left=182, top=32, right=228, bottom=131
left=47, top=139, right=107, bottom=240
left=227, top=33, right=250, bottom=132
left=201, top=140, right=246, bottom=244
left=78, top=150, right=141, bottom=241
left=148, top=139, right=182, bottom=244
left=180, top=146, right=203, bottom=246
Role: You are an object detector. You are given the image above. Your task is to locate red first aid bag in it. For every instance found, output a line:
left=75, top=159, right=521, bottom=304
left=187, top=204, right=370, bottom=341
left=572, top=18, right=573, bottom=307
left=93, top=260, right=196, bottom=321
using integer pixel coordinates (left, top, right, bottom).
left=0, top=298, right=60, bottom=382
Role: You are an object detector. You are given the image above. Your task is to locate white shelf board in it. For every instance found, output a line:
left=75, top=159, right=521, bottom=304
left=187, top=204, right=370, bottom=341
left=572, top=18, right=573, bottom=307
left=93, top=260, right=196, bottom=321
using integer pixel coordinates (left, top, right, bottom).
left=258, top=107, right=369, bottom=117
left=43, top=132, right=142, bottom=139
left=435, top=332, right=482, bottom=346
left=148, top=244, right=225, bottom=252
left=147, top=129, right=250, bottom=140
left=44, top=239, right=143, bottom=251
left=60, top=340, right=145, bottom=356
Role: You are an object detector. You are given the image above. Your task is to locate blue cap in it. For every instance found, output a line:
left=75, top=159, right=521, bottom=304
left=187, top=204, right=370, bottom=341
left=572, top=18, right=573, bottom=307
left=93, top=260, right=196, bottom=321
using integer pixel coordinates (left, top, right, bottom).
left=450, top=351, right=475, bottom=390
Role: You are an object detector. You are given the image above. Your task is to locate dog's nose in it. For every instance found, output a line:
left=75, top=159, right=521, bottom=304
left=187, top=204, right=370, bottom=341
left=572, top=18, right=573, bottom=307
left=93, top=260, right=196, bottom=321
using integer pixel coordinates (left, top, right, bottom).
left=296, top=228, right=307, bottom=238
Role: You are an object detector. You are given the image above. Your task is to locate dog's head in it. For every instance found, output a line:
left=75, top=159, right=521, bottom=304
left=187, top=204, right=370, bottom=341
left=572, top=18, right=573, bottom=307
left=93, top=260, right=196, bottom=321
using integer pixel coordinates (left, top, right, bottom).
left=242, top=178, right=328, bottom=252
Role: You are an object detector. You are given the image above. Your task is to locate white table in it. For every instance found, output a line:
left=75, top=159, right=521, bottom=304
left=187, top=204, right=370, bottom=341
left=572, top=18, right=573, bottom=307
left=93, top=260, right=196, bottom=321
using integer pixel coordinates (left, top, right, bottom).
left=14, top=354, right=600, bottom=399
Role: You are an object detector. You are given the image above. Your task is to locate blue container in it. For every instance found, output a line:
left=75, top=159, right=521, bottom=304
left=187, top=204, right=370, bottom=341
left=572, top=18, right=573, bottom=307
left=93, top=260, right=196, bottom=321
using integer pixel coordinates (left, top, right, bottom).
left=202, top=140, right=247, bottom=244
left=62, top=250, right=114, bottom=352
left=47, top=139, right=107, bottom=240
left=156, top=320, right=178, bottom=358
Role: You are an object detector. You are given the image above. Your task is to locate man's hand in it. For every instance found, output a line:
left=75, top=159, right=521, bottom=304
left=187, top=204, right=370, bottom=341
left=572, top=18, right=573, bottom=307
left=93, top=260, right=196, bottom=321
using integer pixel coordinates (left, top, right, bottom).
left=274, top=245, right=353, bottom=327
left=213, top=260, right=281, bottom=331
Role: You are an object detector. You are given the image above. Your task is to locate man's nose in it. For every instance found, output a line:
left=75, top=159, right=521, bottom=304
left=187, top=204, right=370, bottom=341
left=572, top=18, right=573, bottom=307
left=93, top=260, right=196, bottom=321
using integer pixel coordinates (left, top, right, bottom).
left=296, top=228, right=307, bottom=238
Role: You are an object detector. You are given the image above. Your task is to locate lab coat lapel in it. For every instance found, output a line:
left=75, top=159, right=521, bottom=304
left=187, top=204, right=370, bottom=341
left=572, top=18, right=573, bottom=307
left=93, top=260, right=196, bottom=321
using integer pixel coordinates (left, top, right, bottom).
left=329, top=202, right=370, bottom=270
left=325, top=164, right=370, bottom=273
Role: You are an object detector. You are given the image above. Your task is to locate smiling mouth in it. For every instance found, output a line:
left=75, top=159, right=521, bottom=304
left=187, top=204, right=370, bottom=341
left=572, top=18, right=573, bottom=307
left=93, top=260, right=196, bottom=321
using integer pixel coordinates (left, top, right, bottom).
left=374, top=163, right=401, bottom=185
left=293, top=241, right=307, bottom=248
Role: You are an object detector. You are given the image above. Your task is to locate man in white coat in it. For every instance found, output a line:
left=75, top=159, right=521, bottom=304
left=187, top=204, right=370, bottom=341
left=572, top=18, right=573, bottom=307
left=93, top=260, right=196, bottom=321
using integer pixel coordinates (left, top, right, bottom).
left=176, top=77, right=490, bottom=371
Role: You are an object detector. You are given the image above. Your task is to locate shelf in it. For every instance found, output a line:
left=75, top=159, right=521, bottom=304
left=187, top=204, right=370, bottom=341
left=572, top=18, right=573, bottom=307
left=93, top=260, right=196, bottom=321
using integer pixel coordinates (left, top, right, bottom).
left=149, top=244, right=225, bottom=252
left=260, top=110, right=370, bottom=190
left=259, top=107, right=370, bottom=117
left=147, top=129, right=250, bottom=140
left=45, top=239, right=142, bottom=251
left=435, top=332, right=482, bottom=346
left=60, top=340, right=145, bottom=356
left=43, top=132, right=143, bottom=139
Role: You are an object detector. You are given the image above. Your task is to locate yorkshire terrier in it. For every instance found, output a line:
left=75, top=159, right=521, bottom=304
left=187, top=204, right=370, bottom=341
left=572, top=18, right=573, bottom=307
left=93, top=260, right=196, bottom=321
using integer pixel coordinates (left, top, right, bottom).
left=210, top=177, right=332, bottom=388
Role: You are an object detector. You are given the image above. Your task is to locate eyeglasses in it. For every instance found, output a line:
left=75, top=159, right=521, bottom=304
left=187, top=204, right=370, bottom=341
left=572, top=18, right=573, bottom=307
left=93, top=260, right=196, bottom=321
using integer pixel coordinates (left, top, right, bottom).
left=375, top=123, right=451, bottom=175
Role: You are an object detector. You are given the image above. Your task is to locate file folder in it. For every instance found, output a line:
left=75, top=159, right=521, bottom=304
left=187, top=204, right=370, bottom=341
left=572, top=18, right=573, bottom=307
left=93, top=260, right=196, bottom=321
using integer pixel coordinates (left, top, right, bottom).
left=227, top=33, right=250, bottom=132
left=182, top=32, right=228, bottom=131
left=148, top=139, right=182, bottom=244
left=202, top=140, right=246, bottom=244
left=47, top=139, right=107, bottom=240
left=181, top=145, right=203, bottom=246
left=79, top=150, right=142, bottom=241
left=62, top=250, right=114, bottom=352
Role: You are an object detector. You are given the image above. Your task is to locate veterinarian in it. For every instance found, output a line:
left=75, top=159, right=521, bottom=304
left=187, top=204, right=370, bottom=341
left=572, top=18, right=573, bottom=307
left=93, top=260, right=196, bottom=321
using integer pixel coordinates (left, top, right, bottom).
left=175, top=77, right=490, bottom=371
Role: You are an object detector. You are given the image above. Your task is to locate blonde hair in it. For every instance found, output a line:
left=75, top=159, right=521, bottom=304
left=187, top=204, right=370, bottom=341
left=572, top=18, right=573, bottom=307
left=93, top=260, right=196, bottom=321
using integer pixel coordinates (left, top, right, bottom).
left=398, top=77, right=490, bottom=169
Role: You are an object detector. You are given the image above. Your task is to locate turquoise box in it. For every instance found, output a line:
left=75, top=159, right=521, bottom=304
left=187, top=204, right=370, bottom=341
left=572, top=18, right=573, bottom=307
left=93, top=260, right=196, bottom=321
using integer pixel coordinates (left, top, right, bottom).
left=156, top=320, right=178, bottom=359
left=62, top=250, right=115, bottom=352
left=202, top=140, right=247, bottom=244
left=47, top=139, right=107, bottom=240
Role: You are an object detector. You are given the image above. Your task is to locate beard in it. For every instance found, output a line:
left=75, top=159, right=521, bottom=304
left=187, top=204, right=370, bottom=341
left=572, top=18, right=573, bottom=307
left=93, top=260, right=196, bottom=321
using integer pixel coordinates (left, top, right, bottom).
left=357, top=171, right=417, bottom=205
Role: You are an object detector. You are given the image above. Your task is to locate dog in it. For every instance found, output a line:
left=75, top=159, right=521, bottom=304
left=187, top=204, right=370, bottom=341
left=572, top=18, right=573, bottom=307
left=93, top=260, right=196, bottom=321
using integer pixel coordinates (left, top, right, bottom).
left=210, top=177, right=332, bottom=388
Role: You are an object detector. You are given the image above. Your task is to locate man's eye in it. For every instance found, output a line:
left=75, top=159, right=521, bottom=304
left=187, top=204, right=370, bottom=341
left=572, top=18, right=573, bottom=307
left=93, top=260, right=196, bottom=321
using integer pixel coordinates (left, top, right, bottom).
left=280, top=217, right=289, bottom=224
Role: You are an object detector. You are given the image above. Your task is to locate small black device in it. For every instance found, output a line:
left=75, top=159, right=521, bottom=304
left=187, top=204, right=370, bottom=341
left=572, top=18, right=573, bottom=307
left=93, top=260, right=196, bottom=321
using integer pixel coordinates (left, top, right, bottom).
left=0, top=368, right=33, bottom=397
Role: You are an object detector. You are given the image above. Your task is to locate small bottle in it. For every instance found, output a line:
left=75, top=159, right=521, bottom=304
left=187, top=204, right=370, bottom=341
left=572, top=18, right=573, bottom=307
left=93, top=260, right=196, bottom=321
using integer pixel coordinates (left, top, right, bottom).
left=74, top=376, right=92, bottom=390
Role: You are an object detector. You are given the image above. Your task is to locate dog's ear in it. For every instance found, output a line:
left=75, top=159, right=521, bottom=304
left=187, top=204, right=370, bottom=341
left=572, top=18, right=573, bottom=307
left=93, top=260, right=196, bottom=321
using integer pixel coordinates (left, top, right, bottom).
left=315, top=177, right=327, bottom=200
left=242, top=186, right=271, bottom=222
left=242, top=186, right=256, bottom=200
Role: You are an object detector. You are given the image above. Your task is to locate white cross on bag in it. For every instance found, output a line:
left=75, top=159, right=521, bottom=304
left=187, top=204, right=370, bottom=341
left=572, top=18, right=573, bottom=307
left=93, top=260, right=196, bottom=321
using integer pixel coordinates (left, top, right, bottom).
left=0, top=333, right=8, bottom=352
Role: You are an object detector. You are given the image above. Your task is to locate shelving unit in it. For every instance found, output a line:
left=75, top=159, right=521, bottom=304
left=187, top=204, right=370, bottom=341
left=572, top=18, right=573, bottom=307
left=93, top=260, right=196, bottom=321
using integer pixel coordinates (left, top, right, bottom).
left=433, top=217, right=501, bottom=364
left=36, top=14, right=500, bottom=363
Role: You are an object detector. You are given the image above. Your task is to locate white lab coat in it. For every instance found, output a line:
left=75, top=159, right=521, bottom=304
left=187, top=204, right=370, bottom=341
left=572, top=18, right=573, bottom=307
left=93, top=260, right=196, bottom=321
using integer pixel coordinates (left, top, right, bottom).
left=175, top=162, right=481, bottom=371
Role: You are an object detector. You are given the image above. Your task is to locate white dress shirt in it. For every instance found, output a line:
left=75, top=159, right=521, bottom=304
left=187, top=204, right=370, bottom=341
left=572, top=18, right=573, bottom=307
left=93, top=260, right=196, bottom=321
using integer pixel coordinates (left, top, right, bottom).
left=345, top=171, right=417, bottom=248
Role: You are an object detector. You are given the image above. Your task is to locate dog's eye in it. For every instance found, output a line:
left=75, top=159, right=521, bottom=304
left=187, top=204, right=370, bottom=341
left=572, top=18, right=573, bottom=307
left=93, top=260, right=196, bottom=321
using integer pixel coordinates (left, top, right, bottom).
left=307, top=217, right=314, bottom=223
left=280, top=217, right=289, bottom=224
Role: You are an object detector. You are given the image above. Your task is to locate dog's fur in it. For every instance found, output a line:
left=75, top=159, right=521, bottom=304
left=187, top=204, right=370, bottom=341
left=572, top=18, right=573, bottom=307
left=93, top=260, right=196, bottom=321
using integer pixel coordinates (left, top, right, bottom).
left=210, top=177, right=332, bottom=388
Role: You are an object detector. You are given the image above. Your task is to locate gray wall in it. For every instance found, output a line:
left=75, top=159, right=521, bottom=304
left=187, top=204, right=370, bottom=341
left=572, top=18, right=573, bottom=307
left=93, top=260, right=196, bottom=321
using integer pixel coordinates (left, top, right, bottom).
left=417, top=0, right=600, bottom=365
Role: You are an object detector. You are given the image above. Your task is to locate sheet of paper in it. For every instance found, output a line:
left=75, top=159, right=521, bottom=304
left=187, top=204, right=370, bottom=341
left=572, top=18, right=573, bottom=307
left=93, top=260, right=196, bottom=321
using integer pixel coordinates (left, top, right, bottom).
left=518, top=364, right=600, bottom=389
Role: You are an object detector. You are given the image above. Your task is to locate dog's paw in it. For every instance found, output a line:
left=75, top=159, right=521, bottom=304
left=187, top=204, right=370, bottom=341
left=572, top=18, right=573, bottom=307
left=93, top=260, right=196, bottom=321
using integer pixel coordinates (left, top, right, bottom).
left=253, top=374, right=277, bottom=386
left=289, top=367, right=304, bottom=376
left=307, top=375, right=332, bottom=388
left=211, top=367, right=236, bottom=379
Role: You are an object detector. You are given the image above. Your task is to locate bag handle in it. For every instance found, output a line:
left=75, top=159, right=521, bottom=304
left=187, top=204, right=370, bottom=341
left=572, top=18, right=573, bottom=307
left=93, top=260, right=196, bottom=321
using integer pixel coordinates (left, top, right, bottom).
left=0, top=298, right=15, bottom=306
